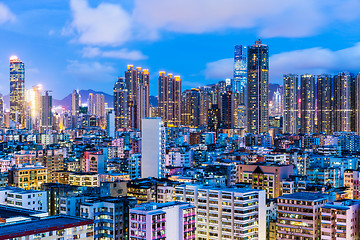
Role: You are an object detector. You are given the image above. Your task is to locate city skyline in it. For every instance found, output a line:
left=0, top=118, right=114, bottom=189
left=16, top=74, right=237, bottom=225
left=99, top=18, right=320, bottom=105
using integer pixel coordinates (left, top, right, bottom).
left=1, top=1, right=360, bottom=98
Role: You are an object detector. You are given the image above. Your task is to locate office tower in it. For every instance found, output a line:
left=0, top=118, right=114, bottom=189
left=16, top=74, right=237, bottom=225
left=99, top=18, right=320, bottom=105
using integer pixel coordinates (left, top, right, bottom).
left=317, top=74, right=333, bottom=134
left=207, top=104, right=220, bottom=132
left=300, top=74, right=316, bottom=134
left=0, top=94, right=3, bottom=126
left=158, top=72, right=181, bottom=126
left=283, top=74, right=299, bottom=134
left=141, top=118, right=166, bottom=178
left=247, top=39, right=269, bottom=134
left=114, top=77, right=128, bottom=130
left=71, top=90, right=80, bottom=116
left=334, top=72, right=354, bottom=132
left=199, top=86, right=213, bottom=126
left=125, top=65, right=150, bottom=130
left=233, top=45, right=247, bottom=105
left=10, top=56, right=25, bottom=127
left=41, top=91, right=53, bottom=132
left=356, top=74, right=360, bottom=135
left=277, top=192, right=330, bottom=239
left=181, top=89, right=200, bottom=127
left=129, top=201, right=196, bottom=240
left=220, top=91, right=233, bottom=129
left=175, top=184, right=266, bottom=240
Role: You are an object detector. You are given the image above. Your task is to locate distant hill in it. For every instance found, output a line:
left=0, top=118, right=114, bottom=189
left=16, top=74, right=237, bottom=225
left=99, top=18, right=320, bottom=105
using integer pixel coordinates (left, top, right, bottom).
left=3, top=90, right=158, bottom=110
left=53, top=89, right=114, bottom=110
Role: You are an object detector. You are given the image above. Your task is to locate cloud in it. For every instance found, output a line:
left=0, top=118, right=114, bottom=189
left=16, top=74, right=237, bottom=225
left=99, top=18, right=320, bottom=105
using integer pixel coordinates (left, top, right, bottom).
left=0, top=3, right=15, bottom=24
left=82, top=47, right=147, bottom=60
left=65, top=0, right=132, bottom=46
left=204, top=43, right=360, bottom=83
left=66, top=60, right=116, bottom=82
left=66, top=0, right=360, bottom=46
left=204, top=58, right=233, bottom=79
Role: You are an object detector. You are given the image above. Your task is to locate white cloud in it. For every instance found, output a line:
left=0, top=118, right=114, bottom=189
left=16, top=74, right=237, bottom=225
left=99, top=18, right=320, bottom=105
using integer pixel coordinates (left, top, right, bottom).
left=66, top=60, right=116, bottom=82
left=65, top=0, right=132, bottom=46
left=204, top=58, right=233, bottom=79
left=204, top=43, right=360, bottom=83
left=0, top=3, right=15, bottom=24
left=82, top=47, right=147, bottom=60
left=66, top=0, right=360, bottom=46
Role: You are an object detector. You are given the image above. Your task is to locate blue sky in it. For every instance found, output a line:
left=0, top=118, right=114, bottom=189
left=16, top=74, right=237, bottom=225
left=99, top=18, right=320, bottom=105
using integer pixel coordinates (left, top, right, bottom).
left=1, top=0, right=360, bottom=99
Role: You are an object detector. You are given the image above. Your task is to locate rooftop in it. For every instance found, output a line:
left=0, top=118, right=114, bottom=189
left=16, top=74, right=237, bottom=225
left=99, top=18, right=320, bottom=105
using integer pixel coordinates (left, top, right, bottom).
left=0, top=216, right=93, bottom=239
left=278, top=192, right=329, bottom=201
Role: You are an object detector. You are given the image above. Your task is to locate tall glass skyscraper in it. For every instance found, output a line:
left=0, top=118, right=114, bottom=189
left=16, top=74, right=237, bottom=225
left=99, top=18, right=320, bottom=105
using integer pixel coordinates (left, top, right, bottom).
left=233, top=45, right=247, bottom=105
left=247, top=40, right=269, bottom=134
left=10, top=56, right=25, bottom=127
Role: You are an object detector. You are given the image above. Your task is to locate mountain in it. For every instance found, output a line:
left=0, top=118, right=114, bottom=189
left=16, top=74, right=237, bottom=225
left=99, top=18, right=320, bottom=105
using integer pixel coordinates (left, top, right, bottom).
left=53, top=89, right=114, bottom=110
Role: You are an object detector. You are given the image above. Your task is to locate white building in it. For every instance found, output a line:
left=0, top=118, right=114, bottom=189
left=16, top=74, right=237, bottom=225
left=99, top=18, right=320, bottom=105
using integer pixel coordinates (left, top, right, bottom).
left=129, top=201, right=196, bottom=240
left=321, top=199, right=360, bottom=240
left=175, top=184, right=266, bottom=240
left=0, top=187, right=47, bottom=212
left=141, top=118, right=166, bottom=178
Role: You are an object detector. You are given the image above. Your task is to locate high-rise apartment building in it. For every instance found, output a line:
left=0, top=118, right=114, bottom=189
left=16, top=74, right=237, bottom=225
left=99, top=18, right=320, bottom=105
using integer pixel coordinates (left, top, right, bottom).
left=10, top=56, right=26, bottom=127
left=158, top=72, right=181, bottom=126
left=300, top=74, right=316, bottom=134
left=220, top=91, right=233, bottom=129
left=114, top=77, right=128, bottom=130
left=233, top=45, right=247, bottom=105
left=199, top=86, right=213, bottom=127
left=141, top=118, right=166, bottom=178
left=317, top=74, right=333, bottom=134
left=283, top=74, right=299, bottom=134
left=321, top=200, right=360, bottom=240
left=71, top=90, right=80, bottom=116
left=125, top=65, right=150, bottom=130
left=334, top=72, right=354, bottom=132
left=181, top=89, right=200, bottom=127
left=175, top=184, right=266, bottom=240
left=41, top=91, right=52, bottom=132
left=247, top=40, right=269, bottom=134
left=207, top=104, right=220, bottom=132
left=0, top=94, right=3, bottom=127
left=277, top=192, right=330, bottom=239
left=356, top=73, right=360, bottom=135
left=94, top=94, right=105, bottom=117
left=129, top=201, right=196, bottom=240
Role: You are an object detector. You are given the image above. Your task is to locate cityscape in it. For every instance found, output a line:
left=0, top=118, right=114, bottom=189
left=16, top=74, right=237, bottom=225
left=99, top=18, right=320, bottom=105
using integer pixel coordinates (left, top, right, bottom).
left=1, top=1, right=360, bottom=240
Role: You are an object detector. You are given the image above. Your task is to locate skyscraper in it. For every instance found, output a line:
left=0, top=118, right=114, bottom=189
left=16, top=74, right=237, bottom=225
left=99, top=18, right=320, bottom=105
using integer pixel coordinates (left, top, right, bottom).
left=141, top=118, right=166, bottom=178
left=283, top=74, right=299, bottom=134
left=125, top=65, right=150, bottom=130
left=300, top=74, right=316, bottom=134
left=71, top=90, right=80, bottom=116
left=181, top=89, right=200, bottom=127
left=158, top=72, right=181, bottom=126
left=207, top=104, right=221, bottom=131
left=233, top=45, right=247, bottom=105
left=356, top=73, right=360, bottom=136
left=317, top=74, right=333, bottom=134
left=41, top=91, right=52, bottom=132
left=220, top=91, right=233, bottom=129
left=114, top=77, right=128, bottom=130
left=0, top=94, right=3, bottom=127
left=94, top=94, right=105, bottom=118
left=199, top=86, right=213, bottom=126
left=334, top=72, right=354, bottom=132
left=10, top=56, right=25, bottom=127
left=88, top=93, right=94, bottom=115
left=247, top=40, right=269, bottom=134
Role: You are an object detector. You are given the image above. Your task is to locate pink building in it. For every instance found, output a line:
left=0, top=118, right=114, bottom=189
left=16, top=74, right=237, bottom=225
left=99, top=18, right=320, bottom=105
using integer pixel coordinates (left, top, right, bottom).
left=82, top=151, right=106, bottom=174
left=129, top=201, right=196, bottom=240
left=344, top=169, right=359, bottom=199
